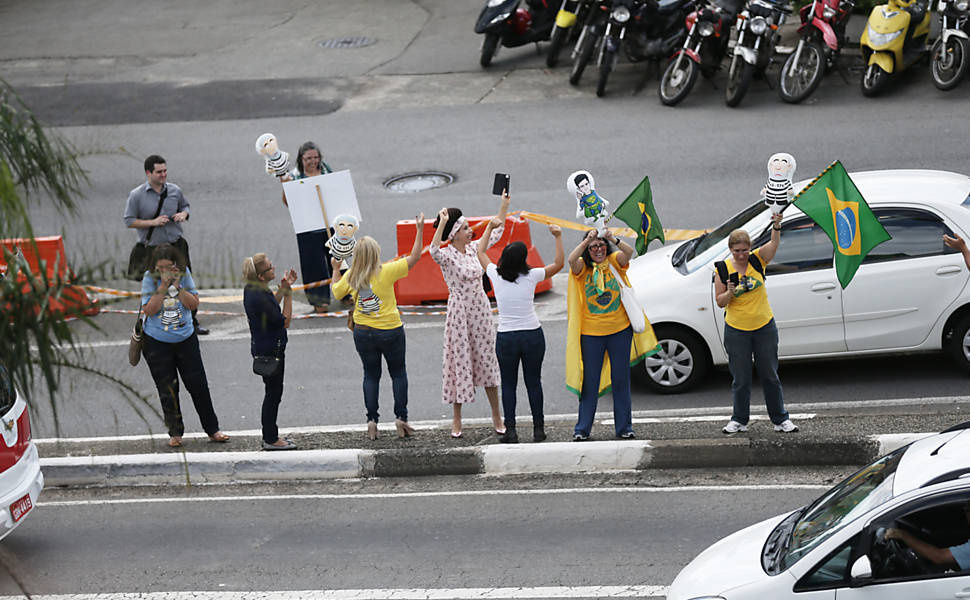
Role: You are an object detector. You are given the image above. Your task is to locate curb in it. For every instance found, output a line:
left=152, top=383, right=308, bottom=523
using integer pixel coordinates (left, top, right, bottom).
left=38, top=433, right=934, bottom=487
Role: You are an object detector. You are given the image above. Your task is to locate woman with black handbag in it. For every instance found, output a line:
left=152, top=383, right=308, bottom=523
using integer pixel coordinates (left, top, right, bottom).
left=243, top=253, right=298, bottom=450
left=140, top=244, right=229, bottom=448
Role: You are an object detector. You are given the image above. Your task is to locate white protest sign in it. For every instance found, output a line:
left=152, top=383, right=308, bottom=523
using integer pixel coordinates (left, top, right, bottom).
left=282, top=170, right=361, bottom=234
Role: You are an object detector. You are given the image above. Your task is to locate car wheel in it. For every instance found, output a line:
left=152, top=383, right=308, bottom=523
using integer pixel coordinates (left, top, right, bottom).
left=946, top=314, right=970, bottom=372
left=634, top=325, right=709, bottom=394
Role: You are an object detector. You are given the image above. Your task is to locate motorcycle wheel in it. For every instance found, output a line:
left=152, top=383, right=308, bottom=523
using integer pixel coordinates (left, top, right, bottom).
left=860, top=62, right=890, bottom=97
left=569, top=30, right=598, bottom=85
left=778, top=40, right=825, bottom=104
left=931, top=36, right=970, bottom=91
left=659, top=55, right=699, bottom=106
left=480, top=33, right=500, bottom=68
left=547, top=25, right=570, bottom=68
left=596, top=47, right=617, bottom=97
left=724, top=53, right=755, bottom=107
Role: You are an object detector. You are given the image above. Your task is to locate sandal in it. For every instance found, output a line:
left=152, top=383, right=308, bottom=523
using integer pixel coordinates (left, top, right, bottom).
left=168, top=436, right=183, bottom=448
left=208, top=431, right=230, bottom=443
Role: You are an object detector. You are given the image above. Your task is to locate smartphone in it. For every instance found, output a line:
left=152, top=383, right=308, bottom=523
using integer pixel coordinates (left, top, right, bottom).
left=729, top=272, right=740, bottom=286
left=492, top=173, right=510, bottom=196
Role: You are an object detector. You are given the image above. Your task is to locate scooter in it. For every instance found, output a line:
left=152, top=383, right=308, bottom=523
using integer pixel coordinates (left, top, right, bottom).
left=930, top=0, right=970, bottom=90
left=777, top=0, right=855, bottom=103
left=475, top=0, right=558, bottom=68
left=859, top=0, right=931, bottom=95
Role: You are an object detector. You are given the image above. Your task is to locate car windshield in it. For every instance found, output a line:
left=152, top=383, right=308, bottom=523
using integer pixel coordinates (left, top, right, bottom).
left=0, top=365, right=14, bottom=416
left=674, top=200, right=769, bottom=273
left=780, top=448, right=904, bottom=570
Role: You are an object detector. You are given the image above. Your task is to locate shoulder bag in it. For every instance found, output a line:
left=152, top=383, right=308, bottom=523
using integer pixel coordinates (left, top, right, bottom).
left=128, top=304, right=145, bottom=366
left=253, top=340, right=282, bottom=378
left=126, top=187, right=168, bottom=281
left=609, top=263, right=646, bottom=334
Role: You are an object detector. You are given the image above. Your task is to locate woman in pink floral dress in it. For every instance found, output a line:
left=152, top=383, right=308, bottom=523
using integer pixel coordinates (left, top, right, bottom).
left=430, top=194, right=509, bottom=438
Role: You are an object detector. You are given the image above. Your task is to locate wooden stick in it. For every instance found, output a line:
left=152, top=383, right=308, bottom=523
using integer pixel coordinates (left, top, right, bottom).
left=315, top=184, right=330, bottom=230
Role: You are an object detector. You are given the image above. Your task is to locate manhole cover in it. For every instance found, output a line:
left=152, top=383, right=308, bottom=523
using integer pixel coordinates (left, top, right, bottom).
left=319, top=36, right=377, bottom=49
left=383, top=172, right=455, bottom=193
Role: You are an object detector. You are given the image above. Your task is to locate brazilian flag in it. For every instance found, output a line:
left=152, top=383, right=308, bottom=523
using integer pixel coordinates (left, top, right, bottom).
left=612, top=175, right=665, bottom=254
left=793, top=161, right=891, bottom=289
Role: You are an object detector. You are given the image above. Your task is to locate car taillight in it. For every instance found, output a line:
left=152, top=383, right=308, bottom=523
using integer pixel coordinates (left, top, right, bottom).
left=0, top=406, right=30, bottom=473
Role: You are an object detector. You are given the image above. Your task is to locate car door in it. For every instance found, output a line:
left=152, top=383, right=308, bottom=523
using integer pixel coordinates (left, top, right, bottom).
left=842, top=208, right=967, bottom=351
left=713, top=217, right=845, bottom=356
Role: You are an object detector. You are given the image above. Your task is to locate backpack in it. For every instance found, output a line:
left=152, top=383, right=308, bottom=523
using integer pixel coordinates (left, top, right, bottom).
left=714, top=254, right=764, bottom=285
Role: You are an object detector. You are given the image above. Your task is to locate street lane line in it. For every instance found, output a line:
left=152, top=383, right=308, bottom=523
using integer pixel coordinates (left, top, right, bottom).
left=37, top=484, right=828, bottom=507
left=0, top=587, right=668, bottom=600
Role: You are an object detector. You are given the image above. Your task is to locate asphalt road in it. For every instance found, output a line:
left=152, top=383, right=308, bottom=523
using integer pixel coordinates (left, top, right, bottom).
left=4, top=0, right=970, bottom=438
left=0, top=470, right=842, bottom=598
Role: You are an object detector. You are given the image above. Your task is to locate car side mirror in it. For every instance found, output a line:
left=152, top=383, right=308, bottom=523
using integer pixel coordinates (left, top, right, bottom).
left=850, top=555, right=873, bottom=583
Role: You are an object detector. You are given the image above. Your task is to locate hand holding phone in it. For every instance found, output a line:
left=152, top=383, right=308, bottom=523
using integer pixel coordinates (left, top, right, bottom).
left=492, top=173, right=510, bottom=196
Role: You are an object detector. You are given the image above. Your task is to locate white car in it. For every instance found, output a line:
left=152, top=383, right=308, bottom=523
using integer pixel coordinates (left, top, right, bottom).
left=629, top=169, right=970, bottom=393
left=667, top=422, right=970, bottom=600
left=0, top=365, right=44, bottom=541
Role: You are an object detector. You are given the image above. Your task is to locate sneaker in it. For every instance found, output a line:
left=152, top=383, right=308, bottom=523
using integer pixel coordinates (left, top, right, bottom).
left=722, top=420, right=748, bottom=434
left=774, top=419, right=799, bottom=433
left=573, top=433, right=589, bottom=442
left=618, top=431, right=636, bottom=439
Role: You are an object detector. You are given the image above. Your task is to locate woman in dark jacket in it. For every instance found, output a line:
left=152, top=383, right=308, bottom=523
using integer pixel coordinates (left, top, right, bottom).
left=243, top=253, right=298, bottom=450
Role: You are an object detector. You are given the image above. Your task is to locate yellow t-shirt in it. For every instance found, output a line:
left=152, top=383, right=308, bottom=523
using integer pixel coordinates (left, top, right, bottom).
left=572, top=252, right=630, bottom=336
left=331, top=258, right=409, bottom=330
left=723, top=248, right=773, bottom=331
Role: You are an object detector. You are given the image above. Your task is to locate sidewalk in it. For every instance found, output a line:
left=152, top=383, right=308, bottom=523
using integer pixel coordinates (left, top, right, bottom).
left=36, top=402, right=968, bottom=487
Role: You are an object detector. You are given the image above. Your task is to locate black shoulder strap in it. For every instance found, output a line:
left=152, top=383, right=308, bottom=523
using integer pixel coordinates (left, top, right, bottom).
left=714, top=260, right=728, bottom=284
left=145, top=186, right=168, bottom=244
left=749, top=253, right=764, bottom=277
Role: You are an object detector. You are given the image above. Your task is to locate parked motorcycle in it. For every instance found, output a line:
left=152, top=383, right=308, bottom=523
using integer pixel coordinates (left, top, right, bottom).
left=777, top=0, right=855, bottom=103
left=659, top=0, right=739, bottom=105
left=475, top=0, right=558, bottom=68
left=569, top=0, right=612, bottom=85
left=547, top=0, right=597, bottom=67
left=859, top=0, right=931, bottom=95
left=724, top=0, right=790, bottom=106
left=930, top=0, right=970, bottom=90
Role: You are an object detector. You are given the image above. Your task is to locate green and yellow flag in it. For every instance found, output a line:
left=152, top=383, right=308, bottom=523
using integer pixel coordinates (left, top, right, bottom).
left=612, top=175, right=665, bottom=254
left=793, top=161, right=891, bottom=289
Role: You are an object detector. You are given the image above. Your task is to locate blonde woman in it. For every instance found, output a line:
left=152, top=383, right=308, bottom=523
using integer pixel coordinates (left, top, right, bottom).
left=243, top=253, right=298, bottom=450
left=331, top=214, right=424, bottom=440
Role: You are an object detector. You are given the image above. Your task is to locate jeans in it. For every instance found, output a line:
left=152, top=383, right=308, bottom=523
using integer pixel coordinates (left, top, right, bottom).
left=724, top=319, right=788, bottom=425
left=142, top=332, right=220, bottom=437
left=260, top=354, right=285, bottom=444
left=496, top=327, right=545, bottom=429
left=576, top=326, right=634, bottom=437
left=353, top=325, right=408, bottom=423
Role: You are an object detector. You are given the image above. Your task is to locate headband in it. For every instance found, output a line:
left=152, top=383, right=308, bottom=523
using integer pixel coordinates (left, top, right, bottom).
left=447, top=216, right=467, bottom=241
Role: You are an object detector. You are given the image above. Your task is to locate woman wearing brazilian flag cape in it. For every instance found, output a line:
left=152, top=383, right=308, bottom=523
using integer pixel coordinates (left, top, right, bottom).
left=565, top=228, right=659, bottom=441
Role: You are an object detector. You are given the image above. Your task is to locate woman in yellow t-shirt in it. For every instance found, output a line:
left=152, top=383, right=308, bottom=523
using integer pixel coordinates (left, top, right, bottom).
left=713, top=212, right=797, bottom=435
left=331, top=214, right=424, bottom=441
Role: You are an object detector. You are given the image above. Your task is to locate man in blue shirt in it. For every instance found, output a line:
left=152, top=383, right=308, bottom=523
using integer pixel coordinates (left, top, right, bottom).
left=886, top=500, right=970, bottom=571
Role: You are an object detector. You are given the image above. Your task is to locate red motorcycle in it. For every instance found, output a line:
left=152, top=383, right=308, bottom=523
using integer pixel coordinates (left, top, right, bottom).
left=776, top=0, right=854, bottom=103
left=659, top=0, right=739, bottom=105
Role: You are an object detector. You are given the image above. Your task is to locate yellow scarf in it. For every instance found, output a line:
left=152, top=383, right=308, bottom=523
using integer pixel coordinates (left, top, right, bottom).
left=565, top=261, right=660, bottom=398
left=591, top=260, right=611, bottom=295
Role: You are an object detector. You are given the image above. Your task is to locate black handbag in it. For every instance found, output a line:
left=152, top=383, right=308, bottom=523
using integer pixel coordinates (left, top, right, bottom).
left=126, top=187, right=168, bottom=281
left=252, top=355, right=281, bottom=377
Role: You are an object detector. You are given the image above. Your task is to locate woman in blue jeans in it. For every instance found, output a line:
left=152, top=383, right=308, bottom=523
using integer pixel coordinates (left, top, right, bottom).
left=713, top=212, right=797, bottom=434
left=243, top=253, right=298, bottom=450
left=330, top=214, right=424, bottom=440
left=477, top=215, right=564, bottom=443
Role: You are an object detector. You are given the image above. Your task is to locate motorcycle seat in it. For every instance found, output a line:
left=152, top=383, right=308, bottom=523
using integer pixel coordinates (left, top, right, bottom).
left=657, top=0, right=686, bottom=13
left=905, top=1, right=926, bottom=22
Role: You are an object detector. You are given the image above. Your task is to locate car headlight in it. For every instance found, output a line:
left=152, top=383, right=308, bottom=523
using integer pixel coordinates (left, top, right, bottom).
left=612, top=5, right=632, bottom=21
left=489, top=11, right=513, bottom=24
left=698, top=20, right=716, bottom=36
left=749, top=15, right=767, bottom=34
left=958, top=0, right=969, bottom=10
left=866, top=24, right=903, bottom=46
left=823, top=5, right=837, bottom=17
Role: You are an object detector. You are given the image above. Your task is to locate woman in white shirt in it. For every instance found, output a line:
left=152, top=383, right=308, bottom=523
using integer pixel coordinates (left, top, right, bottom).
left=477, top=216, right=564, bottom=443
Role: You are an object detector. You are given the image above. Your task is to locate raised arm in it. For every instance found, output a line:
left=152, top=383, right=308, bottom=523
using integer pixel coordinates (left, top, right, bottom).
left=544, top=225, right=564, bottom=279
left=569, top=230, right=597, bottom=275
left=944, top=233, right=970, bottom=270
left=406, top=213, right=426, bottom=269
left=497, top=190, right=510, bottom=223
left=431, top=207, right=449, bottom=250
left=278, top=268, right=297, bottom=328
left=604, top=229, right=635, bottom=267
left=477, top=217, right=502, bottom=270
left=758, top=213, right=783, bottom=263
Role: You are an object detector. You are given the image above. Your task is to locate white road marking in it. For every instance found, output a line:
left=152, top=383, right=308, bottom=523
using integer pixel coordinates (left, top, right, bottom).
left=37, top=484, right=827, bottom=507
left=0, top=587, right=668, bottom=600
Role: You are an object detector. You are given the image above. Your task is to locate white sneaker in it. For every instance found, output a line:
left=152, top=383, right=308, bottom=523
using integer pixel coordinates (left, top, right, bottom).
left=774, top=419, right=799, bottom=433
left=722, top=420, right=748, bottom=434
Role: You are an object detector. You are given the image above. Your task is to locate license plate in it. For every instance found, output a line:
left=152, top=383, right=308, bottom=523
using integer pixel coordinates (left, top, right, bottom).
left=10, top=493, right=32, bottom=523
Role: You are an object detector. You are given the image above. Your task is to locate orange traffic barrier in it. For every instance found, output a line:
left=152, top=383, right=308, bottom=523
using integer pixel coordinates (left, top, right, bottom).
left=0, top=236, right=99, bottom=317
left=393, top=214, right=551, bottom=305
